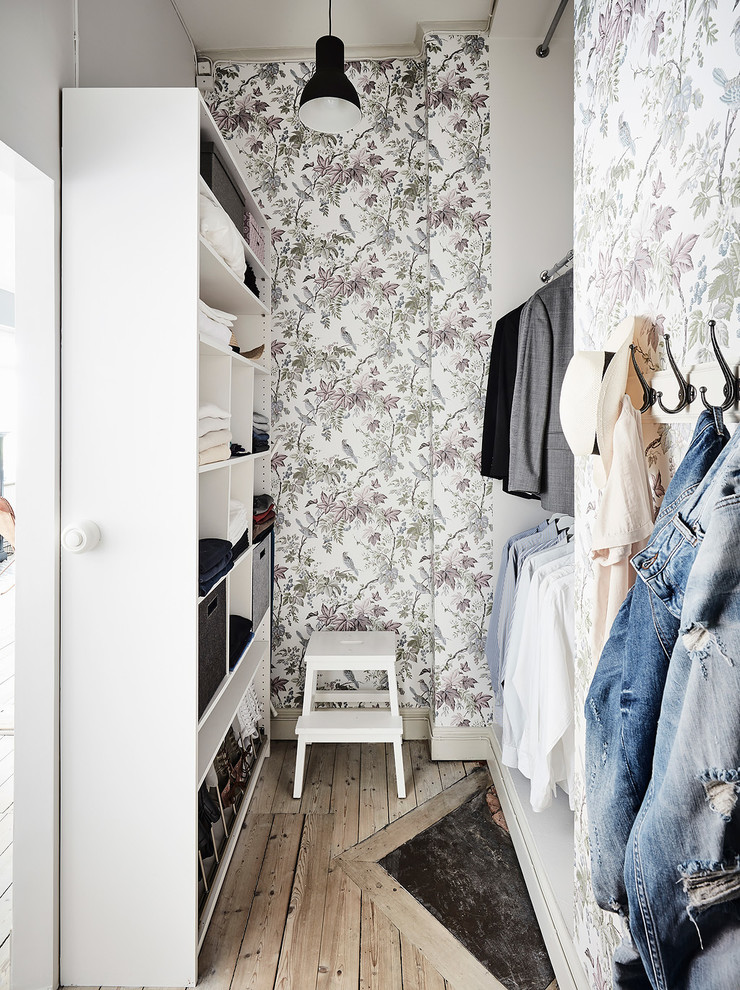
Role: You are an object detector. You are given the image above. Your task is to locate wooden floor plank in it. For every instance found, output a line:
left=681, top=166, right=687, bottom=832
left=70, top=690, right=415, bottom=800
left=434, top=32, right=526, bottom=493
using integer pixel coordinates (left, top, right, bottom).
left=198, top=813, right=273, bottom=989
left=400, top=932, right=446, bottom=990
left=386, top=742, right=416, bottom=822
left=409, top=740, right=443, bottom=806
left=359, top=744, right=389, bottom=842
left=230, top=813, right=304, bottom=990
left=359, top=893, right=401, bottom=990
left=317, top=867, right=362, bottom=990
left=316, top=744, right=362, bottom=990
left=249, top=740, right=287, bottom=813
left=300, top=742, right=336, bottom=815
left=347, top=860, right=503, bottom=990
left=437, top=760, right=466, bottom=790
left=274, top=813, right=335, bottom=990
left=271, top=741, right=301, bottom=814
left=330, top=743, right=361, bottom=855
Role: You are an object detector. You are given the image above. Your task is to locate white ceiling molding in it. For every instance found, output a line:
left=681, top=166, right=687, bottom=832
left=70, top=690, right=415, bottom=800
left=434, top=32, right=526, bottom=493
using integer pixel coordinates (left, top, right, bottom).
left=200, top=19, right=490, bottom=64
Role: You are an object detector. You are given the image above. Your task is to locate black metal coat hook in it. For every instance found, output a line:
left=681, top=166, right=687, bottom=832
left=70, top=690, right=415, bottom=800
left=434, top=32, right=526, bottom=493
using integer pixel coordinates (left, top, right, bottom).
left=699, top=319, right=737, bottom=411
left=629, top=344, right=656, bottom=413
left=655, top=333, right=696, bottom=414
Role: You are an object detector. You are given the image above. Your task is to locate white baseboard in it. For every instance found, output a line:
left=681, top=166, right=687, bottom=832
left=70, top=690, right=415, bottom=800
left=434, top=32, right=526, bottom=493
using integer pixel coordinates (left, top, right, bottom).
left=271, top=706, right=431, bottom=741
left=429, top=724, right=494, bottom=761
left=487, top=734, right=588, bottom=990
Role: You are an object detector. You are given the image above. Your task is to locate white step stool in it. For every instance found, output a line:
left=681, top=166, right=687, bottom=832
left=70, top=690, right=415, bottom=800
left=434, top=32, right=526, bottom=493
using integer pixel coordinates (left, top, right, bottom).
left=294, top=631, right=405, bottom=799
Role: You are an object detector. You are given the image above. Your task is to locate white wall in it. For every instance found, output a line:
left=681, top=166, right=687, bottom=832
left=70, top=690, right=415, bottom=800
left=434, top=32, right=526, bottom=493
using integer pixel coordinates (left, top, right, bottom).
left=487, top=14, right=574, bottom=574
left=77, top=0, right=195, bottom=87
left=0, top=1, right=75, bottom=181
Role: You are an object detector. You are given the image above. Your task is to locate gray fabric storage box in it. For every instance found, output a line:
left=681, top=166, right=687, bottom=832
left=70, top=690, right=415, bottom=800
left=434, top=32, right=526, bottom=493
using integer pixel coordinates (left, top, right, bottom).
left=200, top=142, right=246, bottom=235
left=198, top=583, right=227, bottom=718
left=252, top=534, right=272, bottom=632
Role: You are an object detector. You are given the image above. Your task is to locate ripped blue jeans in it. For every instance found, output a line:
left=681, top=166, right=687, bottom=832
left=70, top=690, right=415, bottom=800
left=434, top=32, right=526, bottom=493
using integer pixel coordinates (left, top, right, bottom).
left=585, top=408, right=730, bottom=916
left=623, top=419, right=740, bottom=987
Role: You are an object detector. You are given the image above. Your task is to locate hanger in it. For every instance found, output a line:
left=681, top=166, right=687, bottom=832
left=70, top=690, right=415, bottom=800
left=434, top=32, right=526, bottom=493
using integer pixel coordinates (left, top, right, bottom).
left=699, top=319, right=737, bottom=411
left=655, top=334, right=696, bottom=415
left=540, top=249, right=573, bottom=284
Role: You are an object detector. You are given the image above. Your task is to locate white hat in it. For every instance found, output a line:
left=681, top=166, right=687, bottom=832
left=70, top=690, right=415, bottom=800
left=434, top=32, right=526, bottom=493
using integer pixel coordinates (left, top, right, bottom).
left=560, top=316, right=651, bottom=478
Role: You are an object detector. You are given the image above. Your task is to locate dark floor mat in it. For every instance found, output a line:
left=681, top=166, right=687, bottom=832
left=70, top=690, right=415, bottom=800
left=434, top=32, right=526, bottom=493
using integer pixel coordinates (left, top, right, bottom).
left=379, top=787, right=555, bottom=990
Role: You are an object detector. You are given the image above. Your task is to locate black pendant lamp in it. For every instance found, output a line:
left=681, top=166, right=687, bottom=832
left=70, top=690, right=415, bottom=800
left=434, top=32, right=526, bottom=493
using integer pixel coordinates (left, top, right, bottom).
left=298, top=0, right=361, bottom=134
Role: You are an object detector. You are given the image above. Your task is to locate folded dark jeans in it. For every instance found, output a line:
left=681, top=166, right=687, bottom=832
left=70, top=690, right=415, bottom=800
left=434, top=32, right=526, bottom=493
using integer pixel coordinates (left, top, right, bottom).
left=200, top=550, right=233, bottom=584
left=199, top=557, right=233, bottom=596
left=199, top=537, right=233, bottom=574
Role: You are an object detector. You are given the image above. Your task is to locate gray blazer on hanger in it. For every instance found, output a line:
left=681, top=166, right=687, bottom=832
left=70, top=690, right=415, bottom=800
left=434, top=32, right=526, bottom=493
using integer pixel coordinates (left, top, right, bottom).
left=508, top=268, right=574, bottom=515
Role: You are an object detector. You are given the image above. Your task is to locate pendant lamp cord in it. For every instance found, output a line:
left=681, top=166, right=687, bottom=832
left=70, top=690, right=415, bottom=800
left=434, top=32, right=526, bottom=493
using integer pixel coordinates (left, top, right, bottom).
left=329, top=0, right=332, bottom=36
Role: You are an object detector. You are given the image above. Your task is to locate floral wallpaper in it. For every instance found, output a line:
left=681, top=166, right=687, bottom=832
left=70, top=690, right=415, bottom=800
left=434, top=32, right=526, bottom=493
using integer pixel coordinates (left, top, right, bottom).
left=426, top=35, right=494, bottom=727
left=207, top=35, right=492, bottom=724
left=573, top=0, right=740, bottom=985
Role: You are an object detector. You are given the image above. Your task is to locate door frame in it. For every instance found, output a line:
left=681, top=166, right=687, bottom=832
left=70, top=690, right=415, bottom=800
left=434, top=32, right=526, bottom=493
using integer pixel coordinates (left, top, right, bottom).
left=0, top=138, right=60, bottom=990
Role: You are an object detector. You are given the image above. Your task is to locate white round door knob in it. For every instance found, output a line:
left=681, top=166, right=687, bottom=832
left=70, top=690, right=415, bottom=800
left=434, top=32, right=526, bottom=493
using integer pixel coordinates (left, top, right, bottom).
left=62, top=520, right=101, bottom=553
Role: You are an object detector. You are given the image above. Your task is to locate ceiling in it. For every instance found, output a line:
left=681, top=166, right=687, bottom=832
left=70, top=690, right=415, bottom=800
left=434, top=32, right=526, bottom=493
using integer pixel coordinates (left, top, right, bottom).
left=175, top=0, right=570, bottom=59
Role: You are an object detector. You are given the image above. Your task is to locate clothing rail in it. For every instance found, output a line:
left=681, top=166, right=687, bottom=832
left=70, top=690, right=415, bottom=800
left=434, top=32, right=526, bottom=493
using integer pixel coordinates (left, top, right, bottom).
left=536, top=0, right=570, bottom=58
left=540, top=248, right=573, bottom=283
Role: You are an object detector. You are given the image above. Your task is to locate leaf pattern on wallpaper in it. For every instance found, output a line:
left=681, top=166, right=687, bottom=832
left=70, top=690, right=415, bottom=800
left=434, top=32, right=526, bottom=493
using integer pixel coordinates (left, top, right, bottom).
left=574, top=1, right=739, bottom=985
left=207, top=37, right=492, bottom=723
left=426, top=34, right=493, bottom=727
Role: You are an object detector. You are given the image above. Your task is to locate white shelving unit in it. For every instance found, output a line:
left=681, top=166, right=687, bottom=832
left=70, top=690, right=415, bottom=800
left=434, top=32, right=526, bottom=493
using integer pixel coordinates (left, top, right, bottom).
left=60, top=87, right=272, bottom=987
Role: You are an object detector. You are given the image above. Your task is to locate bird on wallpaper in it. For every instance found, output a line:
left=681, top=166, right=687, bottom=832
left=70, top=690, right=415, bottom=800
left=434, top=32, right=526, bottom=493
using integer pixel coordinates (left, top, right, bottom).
left=429, top=261, right=444, bottom=284
left=293, top=407, right=314, bottom=427
left=406, top=233, right=426, bottom=257
left=618, top=113, right=636, bottom=155
left=343, top=670, right=360, bottom=689
left=409, top=686, right=428, bottom=706
left=295, top=518, right=314, bottom=538
left=579, top=102, right=595, bottom=126
left=714, top=67, right=740, bottom=107
left=428, top=142, right=443, bottom=165
left=291, top=180, right=313, bottom=203
left=342, top=552, right=359, bottom=576
left=340, top=327, right=356, bottom=349
left=404, top=114, right=425, bottom=142
left=292, top=293, right=315, bottom=314
left=341, top=439, right=358, bottom=463
left=339, top=214, right=356, bottom=237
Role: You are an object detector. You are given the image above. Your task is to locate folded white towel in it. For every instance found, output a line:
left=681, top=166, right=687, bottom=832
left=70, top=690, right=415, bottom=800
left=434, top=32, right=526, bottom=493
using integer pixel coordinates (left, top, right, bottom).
left=198, top=299, right=236, bottom=326
left=199, top=178, right=246, bottom=279
left=229, top=499, right=249, bottom=543
left=199, top=443, right=231, bottom=466
left=199, top=402, right=230, bottom=420
left=199, top=428, right=233, bottom=452
left=198, top=312, right=233, bottom=345
left=198, top=415, right=230, bottom=437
